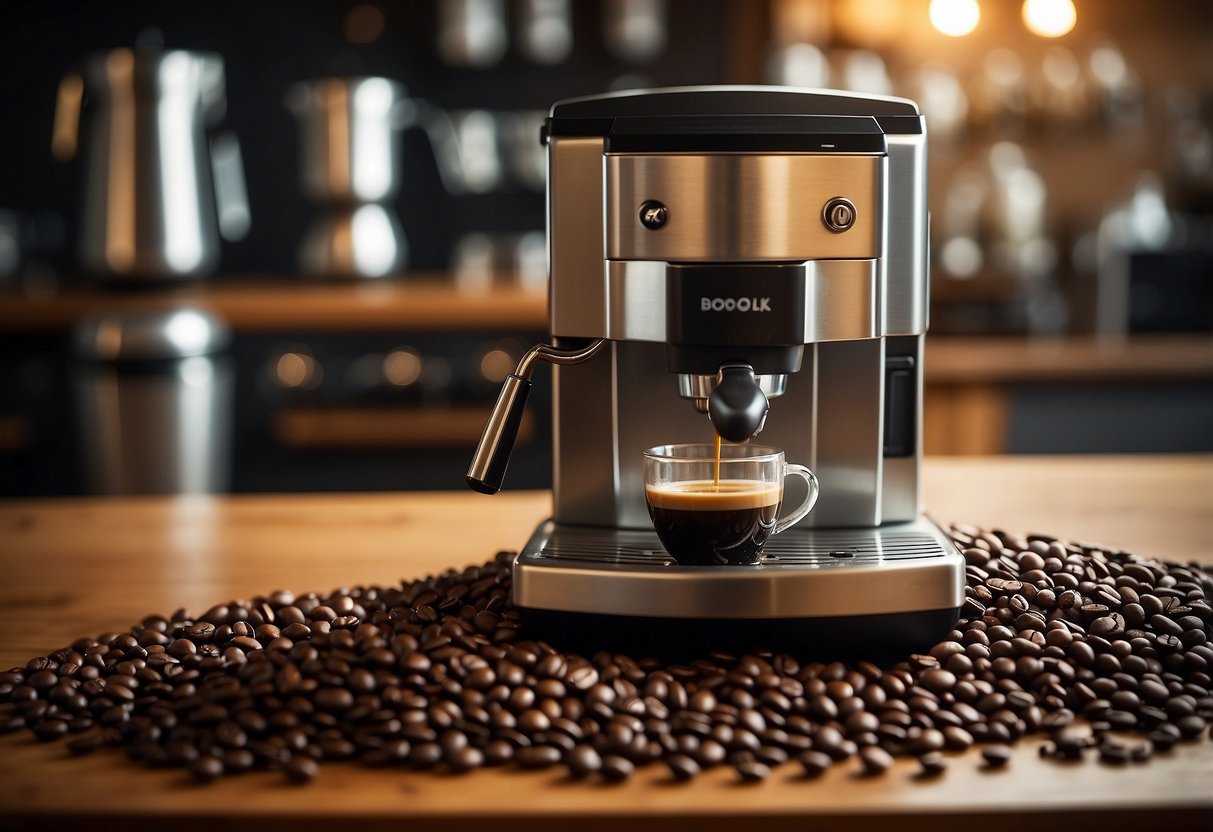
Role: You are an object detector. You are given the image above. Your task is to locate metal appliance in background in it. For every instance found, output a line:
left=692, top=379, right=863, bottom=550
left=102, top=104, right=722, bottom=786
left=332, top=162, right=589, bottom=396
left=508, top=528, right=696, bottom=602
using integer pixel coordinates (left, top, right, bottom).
left=52, top=48, right=249, bottom=281
left=72, top=308, right=233, bottom=494
left=287, top=77, right=464, bottom=279
left=468, top=87, right=964, bottom=652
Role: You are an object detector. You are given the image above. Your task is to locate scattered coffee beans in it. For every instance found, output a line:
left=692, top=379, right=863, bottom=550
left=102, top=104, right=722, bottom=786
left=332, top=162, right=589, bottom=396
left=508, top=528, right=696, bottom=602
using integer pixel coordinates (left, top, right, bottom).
left=0, top=526, right=1209, bottom=785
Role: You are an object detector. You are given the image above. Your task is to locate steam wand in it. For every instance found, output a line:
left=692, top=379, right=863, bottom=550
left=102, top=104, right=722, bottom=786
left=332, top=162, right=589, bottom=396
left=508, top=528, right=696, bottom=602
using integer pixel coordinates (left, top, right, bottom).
left=466, top=339, right=607, bottom=494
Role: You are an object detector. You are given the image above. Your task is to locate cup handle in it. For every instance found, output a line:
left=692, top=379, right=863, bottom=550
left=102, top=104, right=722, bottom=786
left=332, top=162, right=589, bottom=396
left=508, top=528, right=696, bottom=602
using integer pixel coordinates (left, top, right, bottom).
left=774, top=463, right=819, bottom=535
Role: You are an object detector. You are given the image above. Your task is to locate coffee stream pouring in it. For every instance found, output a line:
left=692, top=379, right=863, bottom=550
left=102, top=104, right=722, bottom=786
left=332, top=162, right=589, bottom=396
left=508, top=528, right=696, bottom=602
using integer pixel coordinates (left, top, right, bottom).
left=467, top=87, right=966, bottom=653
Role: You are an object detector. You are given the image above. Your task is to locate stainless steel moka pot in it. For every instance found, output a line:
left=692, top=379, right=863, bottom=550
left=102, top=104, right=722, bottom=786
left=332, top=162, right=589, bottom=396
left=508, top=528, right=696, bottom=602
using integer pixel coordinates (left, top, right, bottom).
left=468, top=87, right=964, bottom=651
left=286, top=77, right=467, bottom=279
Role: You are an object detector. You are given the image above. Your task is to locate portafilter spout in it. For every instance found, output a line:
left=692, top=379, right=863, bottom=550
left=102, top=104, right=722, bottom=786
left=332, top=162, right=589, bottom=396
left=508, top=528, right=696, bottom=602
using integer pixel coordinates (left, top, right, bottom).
left=707, top=362, right=770, bottom=442
left=466, top=339, right=606, bottom=494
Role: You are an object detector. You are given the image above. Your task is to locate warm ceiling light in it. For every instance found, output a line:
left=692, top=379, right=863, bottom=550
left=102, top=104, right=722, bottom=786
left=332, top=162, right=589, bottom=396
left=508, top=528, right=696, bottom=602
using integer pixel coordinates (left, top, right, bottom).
left=835, top=0, right=904, bottom=47
left=1022, top=0, right=1076, bottom=38
left=930, top=0, right=980, bottom=38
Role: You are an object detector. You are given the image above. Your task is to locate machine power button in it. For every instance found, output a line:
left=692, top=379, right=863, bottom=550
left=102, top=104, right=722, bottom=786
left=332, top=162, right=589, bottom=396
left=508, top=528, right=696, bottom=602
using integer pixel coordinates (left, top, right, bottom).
left=822, top=197, right=857, bottom=233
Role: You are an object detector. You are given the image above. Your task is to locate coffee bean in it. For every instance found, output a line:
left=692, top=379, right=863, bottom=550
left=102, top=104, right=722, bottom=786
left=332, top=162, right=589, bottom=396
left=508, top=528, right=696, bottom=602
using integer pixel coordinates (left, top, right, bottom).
left=909, top=728, right=946, bottom=754
left=515, top=745, right=561, bottom=769
left=448, top=747, right=484, bottom=772
left=798, top=750, right=831, bottom=778
left=735, top=759, right=770, bottom=783
left=483, top=739, right=513, bottom=766
left=284, top=755, right=319, bottom=783
left=981, top=745, right=1012, bottom=768
left=920, top=669, right=956, bottom=693
left=844, top=711, right=879, bottom=735
left=1089, top=616, right=1124, bottom=637
left=188, top=755, right=224, bottom=783
left=1098, top=741, right=1131, bottom=764
left=519, top=709, right=550, bottom=733
left=601, top=754, right=634, bottom=782
left=168, top=639, right=197, bottom=659
left=917, top=751, right=947, bottom=777
left=858, top=745, right=893, bottom=776
left=697, top=739, right=727, bottom=768
left=408, top=741, right=444, bottom=769
left=32, top=719, right=69, bottom=741
left=666, top=753, right=700, bottom=781
left=1176, top=715, right=1207, bottom=739
left=964, top=548, right=990, bottom=567
left=568, top=665, right=598, bottom=690
left=755, top=746, right=787, bottom=766
left=567, top=744, right=602, bottom=778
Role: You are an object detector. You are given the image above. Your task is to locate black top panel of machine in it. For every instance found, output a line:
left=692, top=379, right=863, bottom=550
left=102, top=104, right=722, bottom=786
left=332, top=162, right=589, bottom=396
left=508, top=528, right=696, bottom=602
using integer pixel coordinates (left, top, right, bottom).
left=544, top=87, right=924, bottom=146
left=603, top=115, right=886, bottom=153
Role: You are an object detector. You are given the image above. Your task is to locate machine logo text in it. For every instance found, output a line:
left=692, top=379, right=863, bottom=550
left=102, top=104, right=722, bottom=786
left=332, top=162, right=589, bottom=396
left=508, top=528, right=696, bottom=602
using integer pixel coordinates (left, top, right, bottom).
left=700, top=297, right=772, bottom=312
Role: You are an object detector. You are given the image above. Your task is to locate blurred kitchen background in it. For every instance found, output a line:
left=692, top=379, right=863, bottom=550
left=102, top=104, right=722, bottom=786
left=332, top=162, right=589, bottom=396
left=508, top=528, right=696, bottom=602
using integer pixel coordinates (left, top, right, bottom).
left=0, top=0, right=1210, bottom=497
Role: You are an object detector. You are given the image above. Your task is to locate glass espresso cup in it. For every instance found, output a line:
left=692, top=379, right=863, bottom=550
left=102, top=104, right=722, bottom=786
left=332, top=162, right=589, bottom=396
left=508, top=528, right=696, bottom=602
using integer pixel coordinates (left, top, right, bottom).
left=643, top=444, right=820, bottom=566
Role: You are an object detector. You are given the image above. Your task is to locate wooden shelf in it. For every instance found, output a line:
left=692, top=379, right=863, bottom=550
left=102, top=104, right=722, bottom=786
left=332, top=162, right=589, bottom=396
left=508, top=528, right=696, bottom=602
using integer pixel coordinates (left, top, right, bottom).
left=923, top=335, right=1213, bottom=455
left=0, top=275, right=549, bottom=332
left=925, top=335, right=1213, bottom=383
left=273, top=405, right=534, bottom=450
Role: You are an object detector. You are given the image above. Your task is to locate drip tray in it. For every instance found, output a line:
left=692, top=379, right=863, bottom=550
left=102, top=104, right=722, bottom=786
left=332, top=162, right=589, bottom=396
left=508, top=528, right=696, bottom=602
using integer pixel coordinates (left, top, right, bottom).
left=513, top=518, right=965, bottom=620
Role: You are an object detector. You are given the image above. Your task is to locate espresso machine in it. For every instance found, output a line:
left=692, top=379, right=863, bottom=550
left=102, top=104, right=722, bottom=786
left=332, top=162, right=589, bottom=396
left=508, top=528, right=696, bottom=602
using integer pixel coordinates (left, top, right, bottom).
left=469, top=87, right=964, bottom=650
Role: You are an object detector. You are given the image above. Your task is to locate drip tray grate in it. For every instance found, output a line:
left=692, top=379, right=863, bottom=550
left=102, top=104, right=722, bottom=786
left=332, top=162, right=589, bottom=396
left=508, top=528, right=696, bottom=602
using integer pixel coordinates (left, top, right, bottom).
left=534, top=526, right=951, bottom=567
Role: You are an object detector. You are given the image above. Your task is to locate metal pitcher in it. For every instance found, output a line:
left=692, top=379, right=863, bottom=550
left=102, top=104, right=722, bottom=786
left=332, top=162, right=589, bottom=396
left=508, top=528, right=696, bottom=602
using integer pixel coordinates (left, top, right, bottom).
left=286, top=76, right=464, bottom=278
left=53, top=48, right=249, bottom=280
left=72, top=307, right=233, bottom=494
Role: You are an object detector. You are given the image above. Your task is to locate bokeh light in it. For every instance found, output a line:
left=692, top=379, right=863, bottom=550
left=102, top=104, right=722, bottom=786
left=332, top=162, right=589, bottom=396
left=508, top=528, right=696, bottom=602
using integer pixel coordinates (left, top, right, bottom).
left=929, top=0, right=980, bottom=37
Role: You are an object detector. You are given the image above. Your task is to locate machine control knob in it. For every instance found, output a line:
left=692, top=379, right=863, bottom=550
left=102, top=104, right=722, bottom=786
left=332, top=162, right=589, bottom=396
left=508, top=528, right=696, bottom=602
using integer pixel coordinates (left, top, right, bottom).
left=639, top=200, right=669, bottom=230
left=822, top=197, right=856, bottom=233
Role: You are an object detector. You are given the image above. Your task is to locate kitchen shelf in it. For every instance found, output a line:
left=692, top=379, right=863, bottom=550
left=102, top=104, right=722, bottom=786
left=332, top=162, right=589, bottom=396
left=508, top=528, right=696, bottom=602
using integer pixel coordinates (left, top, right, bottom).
left=273, top=405, right=535, bottom=450
left=3, top=278, right=1210, bottom=460
left=3, top=278, right=1210, bottom=379
left=925, top=334, right=1213, bottom=383
left=923, top=334, right=1213, bottom=455
left=0, top=275, right=549, bottom=332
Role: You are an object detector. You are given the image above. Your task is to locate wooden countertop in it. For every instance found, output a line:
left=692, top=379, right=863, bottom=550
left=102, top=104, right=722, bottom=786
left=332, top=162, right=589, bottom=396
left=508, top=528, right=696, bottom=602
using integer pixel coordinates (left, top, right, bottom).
left=1, top=456, right=1212, bottom=831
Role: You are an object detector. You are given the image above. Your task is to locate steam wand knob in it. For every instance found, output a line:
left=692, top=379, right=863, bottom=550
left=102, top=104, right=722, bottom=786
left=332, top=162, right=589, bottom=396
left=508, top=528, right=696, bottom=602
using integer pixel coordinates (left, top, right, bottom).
left=708, top=363, right=769, bottom=442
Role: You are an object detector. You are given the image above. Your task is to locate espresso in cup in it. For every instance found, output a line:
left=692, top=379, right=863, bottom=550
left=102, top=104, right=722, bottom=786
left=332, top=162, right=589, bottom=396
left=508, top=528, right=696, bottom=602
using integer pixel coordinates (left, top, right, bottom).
left=643, top=443, right=819, bottom=566
left=645, top=479, right=782, bottom=565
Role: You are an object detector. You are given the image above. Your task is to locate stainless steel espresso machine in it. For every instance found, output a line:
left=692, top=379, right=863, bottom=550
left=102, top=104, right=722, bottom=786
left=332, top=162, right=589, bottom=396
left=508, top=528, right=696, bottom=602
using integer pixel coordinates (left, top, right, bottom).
left=468, top=87, right=965, bottom=652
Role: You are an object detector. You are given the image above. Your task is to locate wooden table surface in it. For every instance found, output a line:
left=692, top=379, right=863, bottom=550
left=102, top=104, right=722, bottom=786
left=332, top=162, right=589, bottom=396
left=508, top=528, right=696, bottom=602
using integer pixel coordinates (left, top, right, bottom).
left=1, top=455, right=1211, bottom=831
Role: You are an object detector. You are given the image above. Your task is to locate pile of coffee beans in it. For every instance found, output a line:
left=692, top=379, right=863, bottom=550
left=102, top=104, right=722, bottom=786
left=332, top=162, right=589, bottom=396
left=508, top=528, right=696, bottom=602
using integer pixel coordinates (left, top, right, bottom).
left=1, top=524, right=1210, bottom=784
